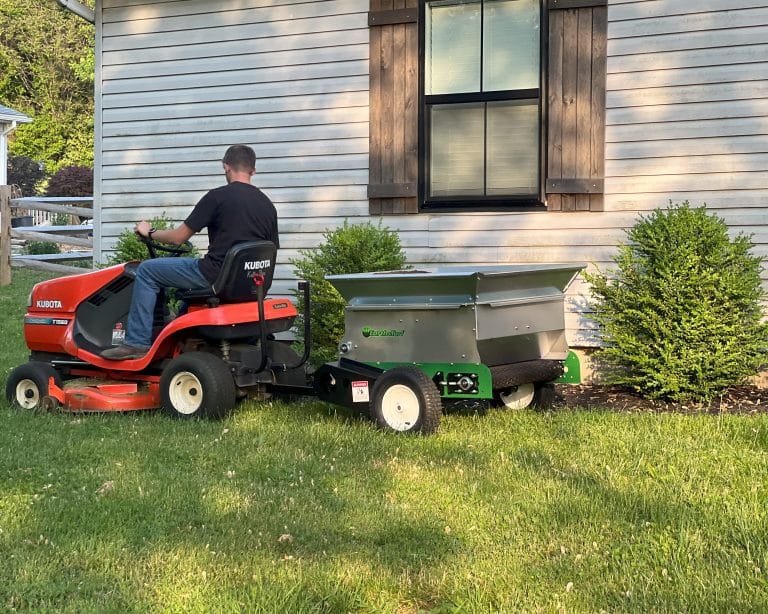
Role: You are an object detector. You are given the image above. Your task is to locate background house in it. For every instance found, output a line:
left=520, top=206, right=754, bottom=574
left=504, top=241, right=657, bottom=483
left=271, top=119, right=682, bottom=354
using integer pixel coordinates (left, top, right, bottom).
left=0, top=104, right=32, bottom=186
left=91, top=0, right=768, bottom=351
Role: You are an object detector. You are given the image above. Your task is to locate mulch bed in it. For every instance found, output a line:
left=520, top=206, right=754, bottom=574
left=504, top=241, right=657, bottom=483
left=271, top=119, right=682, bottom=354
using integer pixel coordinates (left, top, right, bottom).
left=554, top=384, right=768, bottom=415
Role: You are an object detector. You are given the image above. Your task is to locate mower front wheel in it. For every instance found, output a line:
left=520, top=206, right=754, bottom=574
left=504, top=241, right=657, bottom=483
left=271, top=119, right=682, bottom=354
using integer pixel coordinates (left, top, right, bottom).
left=5, top=362, right=62, bottom=411
left=160, top=352, right=236, bottom=419
left=371, top=367, right=442, bottom=434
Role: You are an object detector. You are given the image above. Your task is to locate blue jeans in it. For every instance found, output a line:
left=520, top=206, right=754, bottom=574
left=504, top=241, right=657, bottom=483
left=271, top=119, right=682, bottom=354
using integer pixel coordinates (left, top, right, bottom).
left=125, top=258, right=211, bottom=349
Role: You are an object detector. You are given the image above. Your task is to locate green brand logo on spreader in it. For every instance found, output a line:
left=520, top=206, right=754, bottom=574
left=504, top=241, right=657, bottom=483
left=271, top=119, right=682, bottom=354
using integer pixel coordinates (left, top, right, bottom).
left=362, top=326, right=405, bottom=338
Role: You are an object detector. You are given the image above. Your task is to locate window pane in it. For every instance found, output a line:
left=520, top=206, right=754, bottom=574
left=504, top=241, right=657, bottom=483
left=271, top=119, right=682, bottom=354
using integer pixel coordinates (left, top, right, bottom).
left=430, top=103, right=485, bottom=196
left=483, top=0, right=540, bottom=91
left=486, top=100, right=539, bottom=194
left=425, top=1, right=481, bottom=95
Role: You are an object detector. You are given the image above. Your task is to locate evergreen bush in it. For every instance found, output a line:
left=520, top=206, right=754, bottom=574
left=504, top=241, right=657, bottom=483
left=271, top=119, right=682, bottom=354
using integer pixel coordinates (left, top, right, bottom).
left=291, top=220, right=408, bottom=365
left=585, top=202, right=768, bottom=402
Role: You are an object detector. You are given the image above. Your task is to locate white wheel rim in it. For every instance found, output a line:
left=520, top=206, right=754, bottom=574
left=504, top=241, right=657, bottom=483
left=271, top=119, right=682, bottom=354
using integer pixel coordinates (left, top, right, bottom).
left=168, top=371, right=203, bottom=415
left=380, top=384, right=421, bottom=431
left=499, top=383, right=535, bottom=410
left=16, top=379, right=40, bottom=409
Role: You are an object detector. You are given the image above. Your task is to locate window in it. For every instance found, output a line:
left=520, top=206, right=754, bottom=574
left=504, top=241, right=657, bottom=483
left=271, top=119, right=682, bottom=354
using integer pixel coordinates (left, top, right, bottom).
left=422, top=0, right=542, bottom=208
left=366, top=0, right=606, bottom=215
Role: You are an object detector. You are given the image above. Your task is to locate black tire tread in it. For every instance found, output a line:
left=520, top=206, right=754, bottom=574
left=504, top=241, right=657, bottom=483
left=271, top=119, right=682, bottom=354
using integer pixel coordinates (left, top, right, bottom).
left=532, top=383, right=556, bottom=410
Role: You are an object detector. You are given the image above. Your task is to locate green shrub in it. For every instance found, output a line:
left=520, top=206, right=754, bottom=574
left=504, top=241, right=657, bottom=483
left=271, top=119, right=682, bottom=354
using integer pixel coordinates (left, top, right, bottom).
left=52, top=212, right=72, bottom=225
left=107, top=215, right=199, bottom=264
left=291, top=220, right=408, bottom=365
left=22, top=240, right=59, bottom=255
left=584, top=202, right=768, bottom=402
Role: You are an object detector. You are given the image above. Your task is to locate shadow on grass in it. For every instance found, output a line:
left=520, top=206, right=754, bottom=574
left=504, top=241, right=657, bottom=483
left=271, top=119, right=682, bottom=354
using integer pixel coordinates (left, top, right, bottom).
left=507, top=444, right=768, bottom=612
left=0, top=400, right=466, bottom=610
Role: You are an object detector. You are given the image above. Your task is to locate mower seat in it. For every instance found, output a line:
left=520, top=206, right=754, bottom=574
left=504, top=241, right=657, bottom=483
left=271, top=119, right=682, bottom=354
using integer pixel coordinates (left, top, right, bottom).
left=178, top=240, right=277, bottom=305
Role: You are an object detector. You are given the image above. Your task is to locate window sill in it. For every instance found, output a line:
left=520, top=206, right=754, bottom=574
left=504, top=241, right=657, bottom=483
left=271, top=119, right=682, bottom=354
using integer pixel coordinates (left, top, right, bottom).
left=420, top=199, right=547, bottom=213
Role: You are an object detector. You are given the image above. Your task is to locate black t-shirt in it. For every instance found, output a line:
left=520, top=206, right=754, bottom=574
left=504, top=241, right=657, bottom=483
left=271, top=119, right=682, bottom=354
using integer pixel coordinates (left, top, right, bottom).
left=185, top=181, right=279, bottom=284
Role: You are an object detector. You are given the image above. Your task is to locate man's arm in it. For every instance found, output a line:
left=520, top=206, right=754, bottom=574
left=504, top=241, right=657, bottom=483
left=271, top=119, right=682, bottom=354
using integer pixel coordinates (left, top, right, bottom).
left=135, top=221, right=195, bottom=246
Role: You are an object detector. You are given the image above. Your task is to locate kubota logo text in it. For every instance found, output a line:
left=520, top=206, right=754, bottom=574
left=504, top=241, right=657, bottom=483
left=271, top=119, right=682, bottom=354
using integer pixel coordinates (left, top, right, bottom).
left=244, top=259, right=271, bottom=270
left=36, top=299, right=63, bottom=309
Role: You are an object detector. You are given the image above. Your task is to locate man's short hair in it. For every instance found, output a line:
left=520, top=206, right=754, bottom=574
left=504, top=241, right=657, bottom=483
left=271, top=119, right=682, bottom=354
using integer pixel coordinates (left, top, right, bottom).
left=223, top=144, right=256, bottom=172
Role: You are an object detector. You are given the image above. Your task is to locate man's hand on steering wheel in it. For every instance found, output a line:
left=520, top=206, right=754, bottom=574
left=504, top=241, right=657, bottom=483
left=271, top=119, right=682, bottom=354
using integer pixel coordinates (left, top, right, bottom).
left=134, top=221, right=194, bottom=259
left=135, top=220, right=153, bottom=239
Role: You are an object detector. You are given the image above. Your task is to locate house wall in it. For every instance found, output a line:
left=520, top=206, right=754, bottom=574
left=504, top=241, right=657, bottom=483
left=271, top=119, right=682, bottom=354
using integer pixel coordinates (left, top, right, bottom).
left=95, top=0, right=372, bottom=284
left=1, top=125, right=8, bottom=186
left=96, top=0, right=768, bottom=348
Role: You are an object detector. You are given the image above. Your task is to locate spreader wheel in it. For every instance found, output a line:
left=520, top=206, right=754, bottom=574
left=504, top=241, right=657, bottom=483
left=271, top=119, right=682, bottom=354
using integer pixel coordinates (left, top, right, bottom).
left=160, top=352, right=236, bottom=419
left=494, top=383, right=535, bottom=410
left=371, top=367, right=442, bottom=434
left=493, top=382, right=556, bottom=410
left=5, top=362, right=62, bottom=411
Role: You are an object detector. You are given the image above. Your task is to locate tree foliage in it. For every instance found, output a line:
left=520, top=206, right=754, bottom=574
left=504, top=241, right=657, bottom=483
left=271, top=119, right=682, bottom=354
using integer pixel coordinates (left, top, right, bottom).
left=0, top=0, right=95, bottom=173
left=7, top=155, right=44, bottom=196
left=46, top=165, right=93, bottom=196
left=585, top=203, right=768, bottom=402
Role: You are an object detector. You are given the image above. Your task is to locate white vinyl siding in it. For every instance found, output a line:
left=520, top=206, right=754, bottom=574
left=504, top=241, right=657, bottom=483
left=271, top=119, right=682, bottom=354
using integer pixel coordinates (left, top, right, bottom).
left=96, top=0, right=371, bottom=295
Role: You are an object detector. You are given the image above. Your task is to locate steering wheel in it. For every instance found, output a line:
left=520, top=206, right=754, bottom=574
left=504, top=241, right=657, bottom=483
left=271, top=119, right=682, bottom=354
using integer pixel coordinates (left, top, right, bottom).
left=137, top=232, right=194, bottom=259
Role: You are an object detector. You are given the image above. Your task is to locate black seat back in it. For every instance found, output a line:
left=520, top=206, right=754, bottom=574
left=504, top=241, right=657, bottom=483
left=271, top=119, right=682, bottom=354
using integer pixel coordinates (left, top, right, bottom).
left=211, top=241, right=277, bottom=303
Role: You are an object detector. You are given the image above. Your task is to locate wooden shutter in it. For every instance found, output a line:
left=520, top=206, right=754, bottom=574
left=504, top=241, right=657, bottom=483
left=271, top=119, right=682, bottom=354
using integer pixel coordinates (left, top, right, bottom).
left=546, top=0, right=607, bottom=211
left=368, top=1, right=419, bottom=214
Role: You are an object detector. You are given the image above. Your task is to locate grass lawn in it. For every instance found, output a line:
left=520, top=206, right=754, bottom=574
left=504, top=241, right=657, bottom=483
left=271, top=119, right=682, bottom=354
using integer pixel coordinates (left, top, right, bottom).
left=1, top=269, right=768, bottom=612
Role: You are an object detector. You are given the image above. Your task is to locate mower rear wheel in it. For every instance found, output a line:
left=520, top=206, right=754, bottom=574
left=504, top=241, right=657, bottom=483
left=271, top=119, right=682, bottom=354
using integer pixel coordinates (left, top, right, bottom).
left=5, top=362, right=62, bottom=411
left=371, top=367, right=442, bottom=434
left=160, top=352, right=236, bottom=419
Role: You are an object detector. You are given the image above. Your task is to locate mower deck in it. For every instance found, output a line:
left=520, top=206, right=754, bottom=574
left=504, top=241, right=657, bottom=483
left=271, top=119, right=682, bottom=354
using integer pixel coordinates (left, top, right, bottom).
left=47, top=377, right=160, bottom=412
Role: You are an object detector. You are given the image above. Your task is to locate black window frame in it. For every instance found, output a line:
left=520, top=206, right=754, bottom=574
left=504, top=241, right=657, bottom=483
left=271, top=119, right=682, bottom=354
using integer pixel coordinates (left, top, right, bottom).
left=418, top=0, right=547, bottom=212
